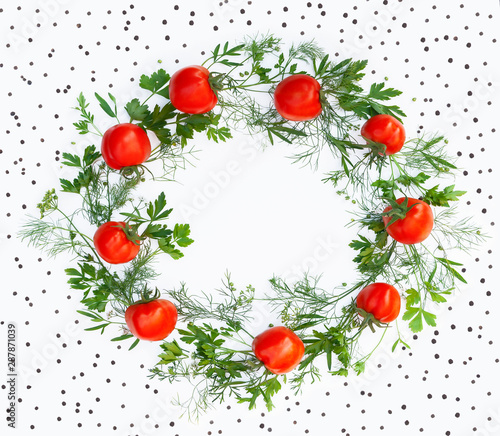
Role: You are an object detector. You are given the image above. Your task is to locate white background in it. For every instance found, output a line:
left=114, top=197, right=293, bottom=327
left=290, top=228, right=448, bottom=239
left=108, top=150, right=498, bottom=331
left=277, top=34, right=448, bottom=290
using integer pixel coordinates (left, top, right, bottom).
left=1, top=0, right=499, bottom=435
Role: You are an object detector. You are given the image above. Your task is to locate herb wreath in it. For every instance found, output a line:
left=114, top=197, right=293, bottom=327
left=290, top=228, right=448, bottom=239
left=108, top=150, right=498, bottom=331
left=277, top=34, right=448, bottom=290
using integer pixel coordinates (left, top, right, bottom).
left=20, top=35, right=484, bottom=419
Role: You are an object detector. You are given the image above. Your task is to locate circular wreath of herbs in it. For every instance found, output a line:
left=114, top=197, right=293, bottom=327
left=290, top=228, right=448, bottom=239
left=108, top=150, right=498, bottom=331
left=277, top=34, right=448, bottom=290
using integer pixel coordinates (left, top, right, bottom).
left=21, top=35, right=484, bottom=419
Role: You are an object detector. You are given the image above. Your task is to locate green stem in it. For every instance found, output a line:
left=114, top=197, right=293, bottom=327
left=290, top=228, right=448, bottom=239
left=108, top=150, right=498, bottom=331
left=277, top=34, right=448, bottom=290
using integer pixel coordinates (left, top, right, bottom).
left=357, top=327, right=388, bottom=364
left=89, top=121, right=103, bottom=137
left=220, top=85, right=272, bottom=93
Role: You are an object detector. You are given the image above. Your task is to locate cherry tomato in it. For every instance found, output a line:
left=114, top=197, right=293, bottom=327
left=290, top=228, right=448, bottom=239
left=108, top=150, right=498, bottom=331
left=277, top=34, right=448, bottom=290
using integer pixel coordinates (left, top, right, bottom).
left=382, top=197, right=434, bottom=244
left=356, top=283, right=401, bottom=323
left=101, top=123, right=151, bottom=170
left=125, top=299, right=178, bottom=341
left=252, top=326, right=305, bottom=374
left=93, top=221, right=140, bottom=264
left=360, top=114, right=406, bottom=155
left=274, top=74, right=323, bottom=121
left=169, top=65, right=218, bottom=114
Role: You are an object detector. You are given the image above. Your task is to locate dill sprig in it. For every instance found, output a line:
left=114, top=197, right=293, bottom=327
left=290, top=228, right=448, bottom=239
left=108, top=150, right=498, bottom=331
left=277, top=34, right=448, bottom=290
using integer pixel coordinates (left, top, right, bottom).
left=266, top=275, right=346, bottom=331
left=19, top=216, right=85, bottom=258
left=433, top=208, right=484, bottom=250
left=168, top=274, right=255, bottom=326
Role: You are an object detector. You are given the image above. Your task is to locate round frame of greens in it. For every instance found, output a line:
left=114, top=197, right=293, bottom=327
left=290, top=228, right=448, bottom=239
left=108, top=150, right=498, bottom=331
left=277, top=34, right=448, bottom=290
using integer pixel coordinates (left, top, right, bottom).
left=21, top=35, right=483, bottom=420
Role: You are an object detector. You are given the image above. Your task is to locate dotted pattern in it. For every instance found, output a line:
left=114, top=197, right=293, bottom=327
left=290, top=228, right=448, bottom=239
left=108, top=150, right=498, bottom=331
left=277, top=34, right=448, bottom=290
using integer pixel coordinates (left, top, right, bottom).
left=1, top=1, right=499, bottom=435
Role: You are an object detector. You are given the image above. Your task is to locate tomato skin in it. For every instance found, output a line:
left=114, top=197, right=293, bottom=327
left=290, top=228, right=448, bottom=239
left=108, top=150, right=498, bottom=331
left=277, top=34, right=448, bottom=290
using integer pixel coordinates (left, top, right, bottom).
left=101, top=123, right=151, bottom=170
left=361, top=114, right=406, bottom=155
left=252, top=326, right=305, bottom=374
left=93, top=221, right=140, bottom=264
left=274, top=74, right=323, bottom=121
left=125, top=299, right=178, bottom=341
left=169, top=65, right=218, bottom=114
left=383, top=197, right=434, bottom=244
left=356, top=283, right=401, bottom=323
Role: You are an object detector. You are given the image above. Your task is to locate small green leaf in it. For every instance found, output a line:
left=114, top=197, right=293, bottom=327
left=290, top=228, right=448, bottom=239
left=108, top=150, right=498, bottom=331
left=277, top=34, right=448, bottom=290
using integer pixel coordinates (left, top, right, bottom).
left=392, top=339, right=400, bottom=352
left=353, top=360, right=365, bottom=375
left=405, top=288, right=420, bottom=307
left=160, top=340, right=184, bottom=357
left=212, top=43, right=220, bottom=59
left=129, top=338, right=140, bottom=350
left=85, top=323, right=109, bottom=332
left=176, top=237, right=194, bottom=248
left=157, top=86, right=170, bottom=99
left=423, top=184, right=467, bottom=207
left=111, top=334, right=134, bottom=342
left=65, top=268, right=81, bottom=276
left=142, top=103, right=176, bottom=131
left=82, top=145, right=100, bottom=166
left=147, top=192, right=167, bottom=220
left=176, top=123, right=194, bottom=139
left=77, top=310, right=101, bottom=320
left=172, top=224, right=194, bottom=247
left=315, top=54, right=330, bottom=75
left=272, top=126, right=308, bottom=137
left=139, top=69, right=170, bottom=93
left=268, top=128, right=292, bottom=144
left=59, top=178, right=79, bottom=193
left=368, top=82, right=403, bottom=101
left=402, top=307, right=419, bottom=321
left=61, top=153, right=82, bottom=168
left=173, top=223, right=191, bottom=240
left=95, top=92, right=117, bottom=118
left=158, top=240, right=184, bottom=259
left=422, top=310, right=437, bottom=327
left=408, top=312, right=423, bottom=332
left=429, top=292, right=447, bottom=303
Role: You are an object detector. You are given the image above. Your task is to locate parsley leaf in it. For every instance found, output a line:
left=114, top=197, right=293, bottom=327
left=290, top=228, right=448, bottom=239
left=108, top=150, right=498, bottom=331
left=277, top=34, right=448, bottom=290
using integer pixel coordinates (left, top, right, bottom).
left=423, top=185, right=467, bottom=207
left=367, top=82, right=403, bottom=101
left=125, top=98, right=150, bottom=121
left=139, top=69, right=170, bottom=94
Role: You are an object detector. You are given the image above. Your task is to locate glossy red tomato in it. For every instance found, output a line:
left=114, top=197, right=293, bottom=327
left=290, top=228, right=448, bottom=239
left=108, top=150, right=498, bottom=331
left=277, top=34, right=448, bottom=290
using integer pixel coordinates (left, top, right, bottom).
left=101, top=123, right=151, bottom=170
left=382, top=197, right=434, bottom=244
left=169, top=65, right=218, bottom=114
left=361, top=114, right=406, bottom=155
left=274, top=74, right=323, bottom=121
left=356, top=283, right=401, bottom=323
left=93, top=221, right=140, bottom=264
left=125, top=299, right=178, bottom=341
left=252, top=326, right=305, bottom=374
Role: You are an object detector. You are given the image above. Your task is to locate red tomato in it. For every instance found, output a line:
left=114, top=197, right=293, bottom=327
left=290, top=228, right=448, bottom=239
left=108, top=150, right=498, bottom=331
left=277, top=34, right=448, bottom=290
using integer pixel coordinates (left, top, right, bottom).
left=93, top=221, right=140, bottom=264
left=382, top=197, right=434, bottom=244
left=360, top=114, right=406, bottom=155
left=169, top=65, right=218, bottom=114
left=101, top=123, right=151, bottom=170
left=274, top=74, right=323, bottom=121
left=125, top=299, right=178, bottom=341
left=356, top=283, right=401, bottom=323
left=252, top=326, right=305, bottom=374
